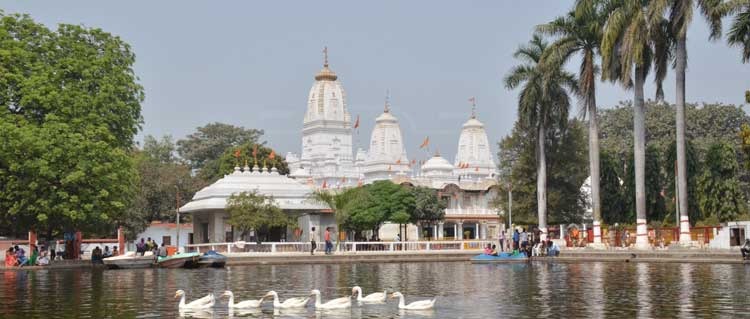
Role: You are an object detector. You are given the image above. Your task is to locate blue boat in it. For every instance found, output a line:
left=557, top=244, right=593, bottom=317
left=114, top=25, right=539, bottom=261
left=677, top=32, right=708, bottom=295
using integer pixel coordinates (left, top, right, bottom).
left=471, top=252, right=529, bottom=263
left=198, top=250, right=227, bottom=268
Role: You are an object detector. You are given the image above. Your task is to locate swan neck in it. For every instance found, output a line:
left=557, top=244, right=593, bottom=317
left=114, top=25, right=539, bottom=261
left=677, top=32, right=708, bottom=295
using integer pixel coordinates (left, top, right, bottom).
left=179, top=295, right=186, bottom=308
left=273, top=294, right=281, bottom=308
left=227, top=294, right=234, bottom=306
left=314, top=292, right=322, bottom=307
left=398, top=295, right=405, bottom=308
left=357, top=289, right=363, bottom=300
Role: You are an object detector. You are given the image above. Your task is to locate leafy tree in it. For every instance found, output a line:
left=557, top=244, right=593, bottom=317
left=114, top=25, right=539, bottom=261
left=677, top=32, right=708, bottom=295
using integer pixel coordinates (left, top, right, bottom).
left=665, top=139, right=701, bottom=225
left=346, top=181, right=414, bottom=238
left=601, top=0, right=670, bottom=245
left=177, top=122, right=263, bottom=170
left=716, top=0, right=750, bottom=63
left=409, top=186, right=446, bottom=239
left=600, top=151, right=629, bottom=224
left=0, top=13, right=143, bottom=238
left=697, top=142, right=746, bottom=222
left=309, top=186, right=368, bottom=242
left=537, top=0, right=606, bottom=241
left=504, top=34, right=577, bottom=237
left=226, top=191, right=290, bottom=243
left=496, top=119, right=588, bottom=225
left=199, top=142, right=288, bottom=183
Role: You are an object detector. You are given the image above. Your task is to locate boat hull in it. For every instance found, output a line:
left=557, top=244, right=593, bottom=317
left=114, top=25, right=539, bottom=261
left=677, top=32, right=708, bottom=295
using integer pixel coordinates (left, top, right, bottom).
left=198, top=252, right=227, bottom=268
left=103, top=256, right=155, bottom=269
left=471, top=253, right=529, bottom=264
left=157, top=253, right=201, bottom=269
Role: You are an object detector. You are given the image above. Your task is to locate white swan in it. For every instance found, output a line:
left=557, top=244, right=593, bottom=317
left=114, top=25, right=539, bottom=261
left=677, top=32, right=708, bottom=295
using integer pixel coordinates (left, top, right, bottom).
left=175, top=290, right=215, bottom=310
left=262, top=290, right=310, bottom=309
left=390, top=292, right=436, bottom=310
left=222, top=290, right=263, bottom=308
left=351, top=286, right=387, bottom=303
left=310, top=289, right=351, bottom=310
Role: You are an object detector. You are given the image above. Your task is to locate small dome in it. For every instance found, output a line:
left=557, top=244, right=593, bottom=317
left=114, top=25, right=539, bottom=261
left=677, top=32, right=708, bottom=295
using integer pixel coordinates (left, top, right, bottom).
left=422, top=155, right=454, bottom=172
left=314, top=65, right=338, bottom=81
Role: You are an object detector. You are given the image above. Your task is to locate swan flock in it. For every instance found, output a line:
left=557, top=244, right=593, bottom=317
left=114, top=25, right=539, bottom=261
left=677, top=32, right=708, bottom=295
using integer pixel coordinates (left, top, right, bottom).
left=175, top=287, right=436, bottom=311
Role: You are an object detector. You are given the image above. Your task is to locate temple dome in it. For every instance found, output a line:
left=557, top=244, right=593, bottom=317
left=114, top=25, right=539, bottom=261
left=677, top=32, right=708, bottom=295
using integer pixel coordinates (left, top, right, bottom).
left=422, top=154, right=454, bottom=173
left=366, top=103, right=407, bottom=163
left=304, top=65, right=350, bottom=124
left=454, top=112, right=497, bottom=176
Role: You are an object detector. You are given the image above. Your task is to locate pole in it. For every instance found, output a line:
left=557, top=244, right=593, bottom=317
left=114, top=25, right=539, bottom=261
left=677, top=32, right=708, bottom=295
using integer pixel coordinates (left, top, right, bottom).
left=674, top=160, right=679, bottom=228
left=508, top=182, right=513, bottom=229
left=176, top=187, right=181, bottom=252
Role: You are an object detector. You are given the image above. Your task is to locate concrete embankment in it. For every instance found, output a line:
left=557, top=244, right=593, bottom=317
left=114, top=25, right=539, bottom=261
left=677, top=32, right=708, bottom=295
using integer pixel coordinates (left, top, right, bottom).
left=224, top=251, right=479, bottom=265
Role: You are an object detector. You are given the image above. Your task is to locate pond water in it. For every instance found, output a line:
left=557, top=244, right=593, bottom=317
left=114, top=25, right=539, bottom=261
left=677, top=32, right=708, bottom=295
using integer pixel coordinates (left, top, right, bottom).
left=2, top=261, right=750, bottom=318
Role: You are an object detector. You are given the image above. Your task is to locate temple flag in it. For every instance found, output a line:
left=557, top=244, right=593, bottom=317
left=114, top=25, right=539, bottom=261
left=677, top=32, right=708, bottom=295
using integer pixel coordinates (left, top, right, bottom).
left=268, top=150, right=276, bottom=160
left=233, top=149, right=241, bottom=158
left=354, top=115, right=360, bottom=129
left=322, top=180, right=328, bottom=189
left=419, top=136, right=429, bottom=149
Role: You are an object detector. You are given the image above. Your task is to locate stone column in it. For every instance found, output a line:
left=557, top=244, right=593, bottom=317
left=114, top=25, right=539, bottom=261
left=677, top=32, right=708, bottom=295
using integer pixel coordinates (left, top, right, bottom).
left=438, top=222, right=444, bottom=240
left=480, top=222, right=488, bottom=240
left=453, top=224, right=457, bottom=240
left=475, top=223, right=480, bottom=240
left=117, top=227, right=125, bottom=254
left=457, top=222, right=463, bottom=240
left=432, top=224, right=437, bottom=240
left=414, top=223, right=420, bottom=241
left=28, top=230, right=37, bottom=248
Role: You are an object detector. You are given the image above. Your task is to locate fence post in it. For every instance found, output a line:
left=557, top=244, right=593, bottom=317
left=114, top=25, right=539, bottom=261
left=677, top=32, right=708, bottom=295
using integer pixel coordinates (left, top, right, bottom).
left=227, top=243, right=231, bottom=253
left=352, top=243, right=357, bottom=253
left=271, top=243, right=277, bottom=253
left=460, top=241, right=465, bottom=250
left=389, top=243, right=394, bottom=252
left=426, top=242, right=431, bottom=251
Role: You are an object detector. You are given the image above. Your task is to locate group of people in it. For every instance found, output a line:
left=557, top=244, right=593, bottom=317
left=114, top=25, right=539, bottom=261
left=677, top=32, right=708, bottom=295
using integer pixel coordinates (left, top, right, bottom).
left=4, top=245, right=50, bottom=267
left=309, top=227, right=334, bottom=255
left=491, top=227, right=560, bottom=258
left=135, top=237, right=168, bottom=258
left=90, top=245, right=119, bottom=263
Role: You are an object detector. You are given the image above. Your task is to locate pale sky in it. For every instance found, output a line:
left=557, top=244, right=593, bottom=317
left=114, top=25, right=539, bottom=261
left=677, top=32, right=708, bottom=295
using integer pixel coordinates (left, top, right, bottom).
left=4, top=1, right=749, bottom=162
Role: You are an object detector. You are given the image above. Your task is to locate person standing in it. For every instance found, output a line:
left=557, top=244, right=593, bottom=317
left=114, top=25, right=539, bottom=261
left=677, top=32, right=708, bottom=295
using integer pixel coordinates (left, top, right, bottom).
left=741, top=239, right=750, bottom=260
left=512, top=229, right=520, bottom=252
left=498, top=230, right=506, bottom=252
left=310, top=226, right=318, bottom=255
left=324, top=227, right=332, bottom=255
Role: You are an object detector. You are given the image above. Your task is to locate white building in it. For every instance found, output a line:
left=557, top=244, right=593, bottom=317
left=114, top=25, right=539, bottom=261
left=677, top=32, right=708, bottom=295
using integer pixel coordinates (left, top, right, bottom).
left=183, top=50, right=502, bottom=243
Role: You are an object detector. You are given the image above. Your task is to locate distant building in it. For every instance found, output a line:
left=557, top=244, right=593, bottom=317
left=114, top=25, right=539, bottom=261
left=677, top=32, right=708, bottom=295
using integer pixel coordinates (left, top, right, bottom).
left=134, top=221, right=193, bottom=249
left=181, top=50, right=502, bottom=243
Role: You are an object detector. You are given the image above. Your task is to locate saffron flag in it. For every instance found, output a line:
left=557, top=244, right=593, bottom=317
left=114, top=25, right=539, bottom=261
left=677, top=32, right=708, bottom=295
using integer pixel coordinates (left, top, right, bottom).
left=411, top=159, right=416, bottom=165
left=475, top=166, right=479, bottom=172
left=419, top=136, right=429, bottom=149
left=353, top=115, right=360, bottom=129
left=396, top=158, right=401, bottom=164
left=233, top=149, right=241, bottom=158
left=252, top=144, right=258, bottom=159
left=322, top=180, right=328, bottom=189
left=268, top=150, right=276, bottom=160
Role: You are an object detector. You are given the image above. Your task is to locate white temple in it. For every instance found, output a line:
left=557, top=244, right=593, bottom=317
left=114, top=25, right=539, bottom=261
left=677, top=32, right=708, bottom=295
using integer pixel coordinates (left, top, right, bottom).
left=182, top=49, right=503, bottom=244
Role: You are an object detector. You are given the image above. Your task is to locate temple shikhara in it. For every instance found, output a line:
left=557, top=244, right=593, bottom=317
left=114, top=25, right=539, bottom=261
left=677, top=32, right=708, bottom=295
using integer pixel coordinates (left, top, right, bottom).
left=181, top=49, right=502, bottom=243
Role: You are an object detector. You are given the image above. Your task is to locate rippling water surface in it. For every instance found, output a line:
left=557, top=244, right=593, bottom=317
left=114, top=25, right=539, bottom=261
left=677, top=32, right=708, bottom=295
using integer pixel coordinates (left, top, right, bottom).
left=2, top=261, right=750, bottom=318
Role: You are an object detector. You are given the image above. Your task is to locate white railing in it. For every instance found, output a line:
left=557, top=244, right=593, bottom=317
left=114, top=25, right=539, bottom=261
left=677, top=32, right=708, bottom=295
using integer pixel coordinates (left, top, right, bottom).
left=184, top=240, right=495, bottom=255
left=444, top=208, right=499, bottom=216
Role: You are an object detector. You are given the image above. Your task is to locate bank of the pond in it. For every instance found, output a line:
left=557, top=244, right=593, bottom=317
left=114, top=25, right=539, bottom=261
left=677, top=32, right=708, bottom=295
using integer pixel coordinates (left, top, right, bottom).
left=2, top=249, right=747, bottom=270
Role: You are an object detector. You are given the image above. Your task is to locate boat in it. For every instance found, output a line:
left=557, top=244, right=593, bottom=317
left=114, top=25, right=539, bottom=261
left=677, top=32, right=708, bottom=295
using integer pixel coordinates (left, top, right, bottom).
left=157, top=252, right=201, bottom=268
left=103, top=251, right=155, bottom=269
left=470, top=252, right=529, bottom=264
left=198, top=250, right=227, bottom=268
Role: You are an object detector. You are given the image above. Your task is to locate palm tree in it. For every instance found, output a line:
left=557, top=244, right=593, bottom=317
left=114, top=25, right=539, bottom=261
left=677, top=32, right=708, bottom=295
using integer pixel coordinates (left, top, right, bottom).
left=601, top=0, right=670, bottom=248
left=647, top=0, right=723, bottom=245
left=717, top=0, right=749, bottom=62
left=505, top=34, right=578, bottom=240
left=309, top=188, right=365, bottom=249
left=537, top=0, right=606, bottom=245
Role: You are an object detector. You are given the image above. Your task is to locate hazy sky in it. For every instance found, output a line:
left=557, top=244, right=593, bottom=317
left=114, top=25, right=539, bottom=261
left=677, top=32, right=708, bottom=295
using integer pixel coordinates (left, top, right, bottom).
left=4, top=1, right=749, bottom=162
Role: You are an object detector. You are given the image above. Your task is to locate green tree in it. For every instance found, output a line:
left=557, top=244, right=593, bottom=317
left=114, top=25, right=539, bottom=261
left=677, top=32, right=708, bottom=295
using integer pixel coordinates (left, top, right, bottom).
left=347, top=181, right=414, bottom=239
left=665, top=139, right=701, bottom=225
left=410, top=186, right=446, bottom=239
left=177, top=122, right=263, bottom=170
left=600, top=151, right=629, bottom=224
left=200, top=142, right=288, bottom=183
left=537, top=0, right=606, bottom=241
left=602, top=0, right=671, bottom=245
left=504, top=34, right=577, bottom=237
left=0, top=13, right=143, bottom=238
left=717, top=0, right=750, bottom=62
left=226, top=191, right=290, bottom=243
left=309, top=186, right=368, bottom=242
left=496, top=119, right=588, bottom=225
left=697, top=142, right=746, bottom=222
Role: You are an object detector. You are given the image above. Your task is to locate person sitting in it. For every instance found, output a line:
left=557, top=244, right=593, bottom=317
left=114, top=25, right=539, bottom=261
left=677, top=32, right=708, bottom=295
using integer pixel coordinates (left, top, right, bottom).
left=112, top=246, right=119, bottom=256
left=91, top=246, right=103, bottom=264
left=490, top=245, right=499, bottom=256
left=28, top=245, right=38, bottom=266
left=5, top=247, right=17, bottom=267
left=158, top=243, right=168, bottom=257
left=136, top=238, right=145, bottom=255
left=547, top=240, right=560, bottom=257
left=37, top=247, right=50, bottom=266
left=741, top=239, right=750, bottom=260
left=15, top=245, right=28, bottom=267
left=103, top=246, right=112, bottom=258
left=483, top=244, right=493, bottom=255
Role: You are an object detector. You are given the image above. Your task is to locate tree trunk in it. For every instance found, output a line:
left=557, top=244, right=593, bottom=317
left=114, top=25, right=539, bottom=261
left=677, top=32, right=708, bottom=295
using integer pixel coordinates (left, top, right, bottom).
left=675, top=36, right=691, bottom=244
left=633, top=66, right=649, bottom=249
left=537, top=124, right=548, bottom=240
left=588, top=80, right=602, bottom=244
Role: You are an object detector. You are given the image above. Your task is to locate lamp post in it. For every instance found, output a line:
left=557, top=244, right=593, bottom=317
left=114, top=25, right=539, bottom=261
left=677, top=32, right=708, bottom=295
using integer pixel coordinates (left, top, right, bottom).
left=175, top=186, right=181, bottom=252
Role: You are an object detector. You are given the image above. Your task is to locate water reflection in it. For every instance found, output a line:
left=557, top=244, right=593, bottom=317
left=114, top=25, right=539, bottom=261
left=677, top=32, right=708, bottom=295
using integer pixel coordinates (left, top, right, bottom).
left=2, top=262, right=750, bottom=318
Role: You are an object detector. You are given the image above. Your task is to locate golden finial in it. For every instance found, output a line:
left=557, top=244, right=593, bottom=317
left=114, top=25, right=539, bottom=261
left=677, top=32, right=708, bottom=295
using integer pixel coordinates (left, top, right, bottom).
left=468, top=96, right=477, bottom=119
left=323, top=46, right=329, bottom=67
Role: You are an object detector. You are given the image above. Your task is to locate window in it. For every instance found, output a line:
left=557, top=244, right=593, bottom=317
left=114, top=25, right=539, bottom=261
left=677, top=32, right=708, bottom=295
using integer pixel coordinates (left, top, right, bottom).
left=162, top=236, right=171, bottom=246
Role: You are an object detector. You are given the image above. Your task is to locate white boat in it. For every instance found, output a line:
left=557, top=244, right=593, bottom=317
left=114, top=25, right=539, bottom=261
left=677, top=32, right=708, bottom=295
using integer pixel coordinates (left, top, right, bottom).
left=103, top=251, right=155, bottom=269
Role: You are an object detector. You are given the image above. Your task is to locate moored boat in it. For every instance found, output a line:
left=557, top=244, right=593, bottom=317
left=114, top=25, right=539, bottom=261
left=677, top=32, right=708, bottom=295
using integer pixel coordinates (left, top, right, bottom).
left=198, top=250, right=227, bottom=268
left=103, top=251, right=155, bottom=269
left=157, top=252, right=201, bottom=269
left=470, top=252, right=528, bottom=264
